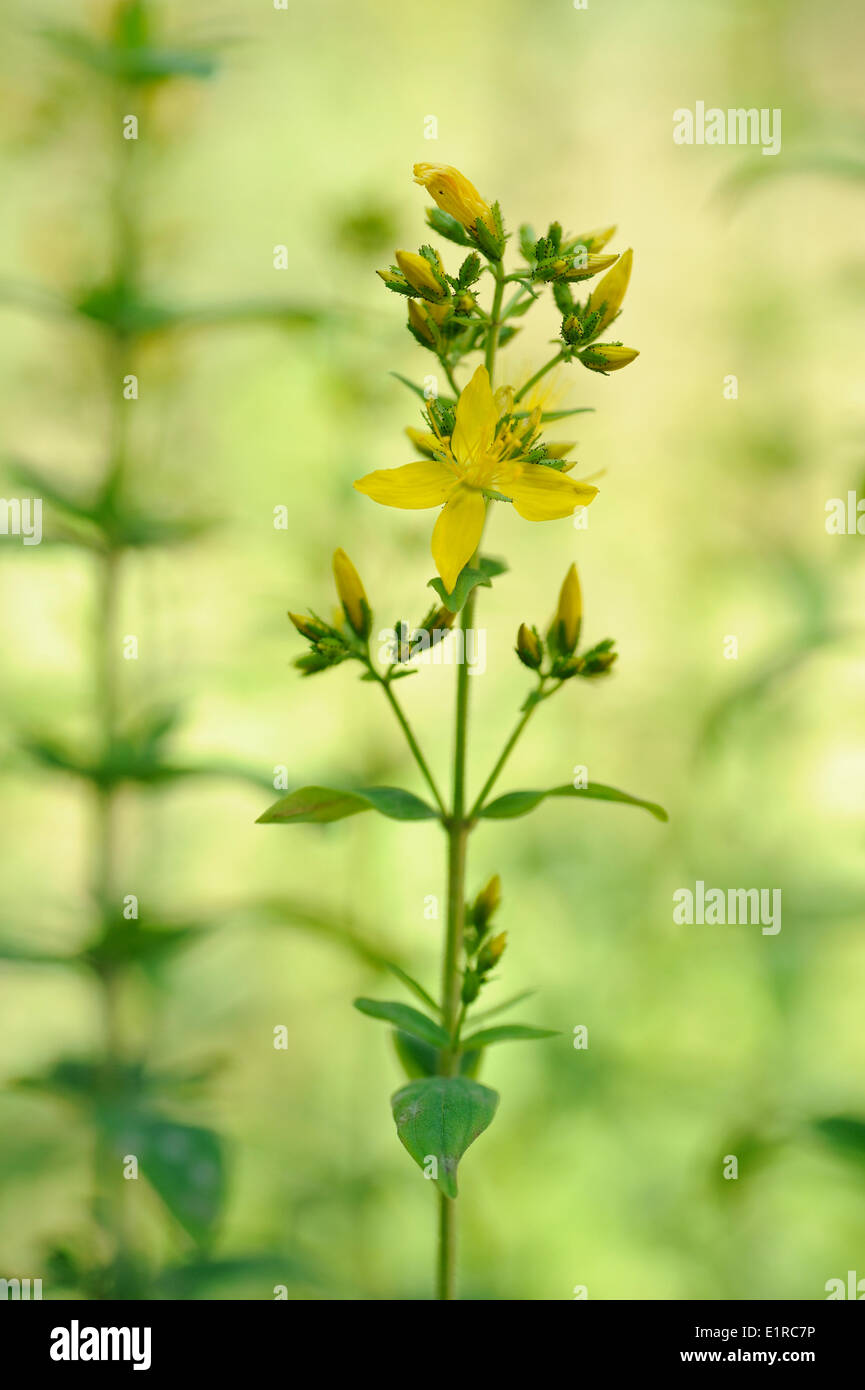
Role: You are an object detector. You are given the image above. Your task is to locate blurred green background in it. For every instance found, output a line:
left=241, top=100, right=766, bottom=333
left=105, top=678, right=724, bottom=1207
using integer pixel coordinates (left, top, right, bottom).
left=1, top=0, right=865, bottom=1300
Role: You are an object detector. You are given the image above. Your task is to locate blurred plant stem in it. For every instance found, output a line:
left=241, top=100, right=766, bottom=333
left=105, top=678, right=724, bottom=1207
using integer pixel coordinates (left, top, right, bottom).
left=89, top=76, right=140, bottom=1279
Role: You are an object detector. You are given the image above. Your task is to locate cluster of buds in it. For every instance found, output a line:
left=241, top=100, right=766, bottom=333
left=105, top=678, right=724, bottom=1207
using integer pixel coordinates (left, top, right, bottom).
left=378, top=244, right=483, bottom=351
left=556, top=249, right=638, bottom=374
left=388, top=602, right=456, bottom=664
left=515, top=564, right=618, bottom=682
left=461, top=875, right=506, bottom=1005
left=289, top=549, right=372, bottom=675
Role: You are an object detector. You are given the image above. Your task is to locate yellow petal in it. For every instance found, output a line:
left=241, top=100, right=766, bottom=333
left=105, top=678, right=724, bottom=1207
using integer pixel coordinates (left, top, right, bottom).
left=431, top=485, right=486, bottom=591
left=451, top=365, right=497, bottom=469
left=354, top=460, right=455, bottom=510
left=504, top=465, right=598, bottom=521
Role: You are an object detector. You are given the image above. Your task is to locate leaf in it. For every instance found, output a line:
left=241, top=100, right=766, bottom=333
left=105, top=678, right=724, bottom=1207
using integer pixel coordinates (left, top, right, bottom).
left=110, top=1116, right=225, bottom=1246
left=257, top=784, right=438, bottom=825
left=392, top=1030, right=481, bottom=1081
left=813, top=1116, right=865, bottom=1164
left=390, top=372, right=453, bottom=407
left=353, top=998, right=450, bottom=1049
left=427, top=556, right=508, bottom=613
left=391, top=1076, right=499, bottom=1197
left=479, top=781, right=668, bottom=822
left=468, top=989, right=537, bottom=1025
left=461, top=1023, right=558, bottom=1051
left=384, top=963, right=440, bottom=1014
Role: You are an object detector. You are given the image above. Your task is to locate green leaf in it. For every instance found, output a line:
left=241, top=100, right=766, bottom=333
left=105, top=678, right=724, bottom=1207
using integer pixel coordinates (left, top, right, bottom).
left=257, top=784, right=438, bottom=825
left=468, top=988, right=537, bottom=1025
left=384, top=963, right=440, bottom=1014
left=110, top=1116, right=225, bottom=1246
left=390, top=371, right=454, bottom=407
left=461, top=1023, right=558, bottom=1051
left=813, top=1116, right=865, bottom=1164
left=479, top=781, right=668, bottom=823
left=428, top=555, right=508, bottom=613
left=425, top=208, right=471, bottom=246
left=354, top=998, right=450, bottom=1049
left=391, top=1076, right=499, bottom=1197
left=392, top=1030, right=481, bottom=1081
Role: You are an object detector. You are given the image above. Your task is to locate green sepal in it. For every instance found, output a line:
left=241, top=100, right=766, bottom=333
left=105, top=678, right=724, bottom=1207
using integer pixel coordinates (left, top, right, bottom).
left=427, top=556, right=508, bottom=613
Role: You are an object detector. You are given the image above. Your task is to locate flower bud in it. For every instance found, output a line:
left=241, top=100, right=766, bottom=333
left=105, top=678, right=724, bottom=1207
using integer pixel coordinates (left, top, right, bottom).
left=332, top=548, right=371, bottom=639
left=405, top=426, right=446, bottom=458
left=579, top=344, right=639, bottom=374
left=407, top=298, right=436, bottom=344
left=551, top=564, right=582, bottom=656
left=586, top=248, right=633, bottom=336
left=516, top=622, right=543, bottom=670
left=477, top=931, right=507, bottom=974
left=395, top=249, right=447, bottom=300
left=461, top=968, right=482, bottom=1005
left=376, top=268, right=414, bottom=296
left=472, top=874, right=501, bottom=930
left=413, top=162, right=496, bottom=235
left=288, top=612, right=332, bottom=642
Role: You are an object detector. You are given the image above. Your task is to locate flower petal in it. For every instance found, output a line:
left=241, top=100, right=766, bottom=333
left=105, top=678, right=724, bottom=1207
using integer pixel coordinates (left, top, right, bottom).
left=451, top=366, right=497, bottom=469
left=354, top=460, right=455, bottom=510
left=431, top=485, right=486, bottom=591
left=503, top=465, right=599, bottom=521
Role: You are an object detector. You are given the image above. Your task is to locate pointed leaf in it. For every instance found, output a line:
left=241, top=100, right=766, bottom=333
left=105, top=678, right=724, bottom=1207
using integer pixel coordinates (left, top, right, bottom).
left=391, top=1076, right=499, bottom=1197
left=384, top=963, right=440, bottom=1014
left=468, top=989, right=537, bottom=1025
left=353, top=998, right=450, bottom=1048
left=257, top=784, right=438, bottom=824
left=461, top=1023, right=558, bottom=1051
left=427, top=556, right=508, bottom=613
left=479, top=781, right=668, bottom=822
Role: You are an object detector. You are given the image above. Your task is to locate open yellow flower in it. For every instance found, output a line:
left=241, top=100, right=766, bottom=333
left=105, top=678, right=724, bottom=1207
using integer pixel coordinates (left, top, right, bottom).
left=354, top=366, right=598, bottom=592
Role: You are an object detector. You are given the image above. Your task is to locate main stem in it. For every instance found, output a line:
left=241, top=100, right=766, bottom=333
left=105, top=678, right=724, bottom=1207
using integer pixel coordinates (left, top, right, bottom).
left=436, top=257, right=505, bottom=1301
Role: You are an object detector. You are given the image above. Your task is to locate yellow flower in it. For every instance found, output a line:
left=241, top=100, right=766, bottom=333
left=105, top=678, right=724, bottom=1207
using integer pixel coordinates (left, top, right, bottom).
left=552, top=563, right=582, bottom=654
left=587, top=248, right=633, bottom=335
left=405, top=426, right=448, bottom=458
left=580, top=344, right=639, bottom=373
left=332, top=548, right=370, bottom=638
left=354, top=366, right=598, bottom=592
left=413, top=162, right=495, bottom=235
left=395, top=249, right=446, bottom=299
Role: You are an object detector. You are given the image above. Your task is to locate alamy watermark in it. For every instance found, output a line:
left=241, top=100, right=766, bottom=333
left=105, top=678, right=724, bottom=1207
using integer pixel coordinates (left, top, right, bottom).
left=673, top=103, right=781, bottom=157
left=673, top=880, right=782, bottom=935
left=0, top=497, right=42, bottom=545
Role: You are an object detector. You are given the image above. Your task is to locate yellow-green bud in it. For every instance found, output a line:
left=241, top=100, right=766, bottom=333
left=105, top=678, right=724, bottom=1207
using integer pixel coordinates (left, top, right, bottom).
left=579, top=344, right=639, bottom=373
left=586, top=248, right=633, bottom=335
left=332, top=548, right=371, bottom=639
left=407, top=299, right=436, bottom=344
left=477, top=931, right=507, bottom=973
left=395, top=249, right=447, bottom=300
left=472, top=874, right=501, bottom=929
left=551, top=564, right=582, bottom=656
left=516, top=622, right=543, bottom=670
left=288, top=612, right=332, bottom=642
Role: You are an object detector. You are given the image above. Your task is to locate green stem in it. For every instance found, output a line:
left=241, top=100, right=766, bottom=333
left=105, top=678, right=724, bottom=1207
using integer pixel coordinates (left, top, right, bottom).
left=468, top=680, right=547, bottom=819
left=484, top=261, right=506, bottom=377
left=375, top=672, right=447, bottom=816
left=513, top=349, right=565, bottom=404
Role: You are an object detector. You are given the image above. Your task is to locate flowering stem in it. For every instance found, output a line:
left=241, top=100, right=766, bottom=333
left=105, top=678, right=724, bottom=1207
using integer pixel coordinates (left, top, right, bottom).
left=484, top=261, right=506, bottom=377
left=374, top=671, right=447, bottom=816
left=468, top=680, right=549, bottom=819
left=513, top=349, right=565, bottom=404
